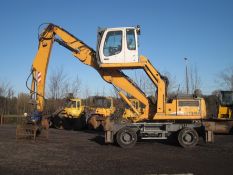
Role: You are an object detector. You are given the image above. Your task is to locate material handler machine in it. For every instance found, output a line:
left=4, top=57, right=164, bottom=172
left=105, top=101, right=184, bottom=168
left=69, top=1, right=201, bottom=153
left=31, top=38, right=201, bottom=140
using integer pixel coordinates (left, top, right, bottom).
left=25, top=23, right=232, bottom=147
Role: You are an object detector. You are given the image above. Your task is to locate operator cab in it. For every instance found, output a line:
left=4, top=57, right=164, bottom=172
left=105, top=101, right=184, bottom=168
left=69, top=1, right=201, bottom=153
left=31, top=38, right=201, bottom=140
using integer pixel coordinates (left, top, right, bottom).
left=97, top=26, right=140, bottom=64
left=219, top=91, right=233, bottom=107
left=65, top=99, right=81, bottom=109
left=218, top=91, right=233, bottom=119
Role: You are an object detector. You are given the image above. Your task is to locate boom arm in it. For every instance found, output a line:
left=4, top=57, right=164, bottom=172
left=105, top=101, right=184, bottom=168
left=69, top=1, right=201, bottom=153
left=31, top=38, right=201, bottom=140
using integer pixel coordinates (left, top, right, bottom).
left=99, top=55, right=168, bottom=119
left=29, top=24, right=96, bottom=112
left=29, top=24, right=149, bottom=117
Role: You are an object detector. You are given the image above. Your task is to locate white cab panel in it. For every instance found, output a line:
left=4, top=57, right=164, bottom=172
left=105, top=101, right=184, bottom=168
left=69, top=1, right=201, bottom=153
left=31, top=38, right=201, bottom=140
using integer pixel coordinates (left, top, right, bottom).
left=124, top=29, right=138, bottom=63
left=99, top=27, right=139, bottom=64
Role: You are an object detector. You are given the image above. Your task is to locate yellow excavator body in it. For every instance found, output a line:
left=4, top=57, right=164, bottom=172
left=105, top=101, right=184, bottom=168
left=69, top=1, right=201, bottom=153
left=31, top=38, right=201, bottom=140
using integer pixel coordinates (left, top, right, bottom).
left=25, top=23, right=233, bottom=147
left=25, top=23, right=209, bottom=141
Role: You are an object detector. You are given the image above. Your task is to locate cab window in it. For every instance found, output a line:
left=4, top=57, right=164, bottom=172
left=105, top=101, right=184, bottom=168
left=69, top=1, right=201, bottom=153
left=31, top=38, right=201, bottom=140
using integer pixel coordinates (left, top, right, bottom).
left=103, top=31, right=122, bottom=56
left=220, top=91, right=233, bottom=106
left=67, top=101, right=76, bottom=108
left=77, top=101, right=80, bottom=108
left=126, top=29, right=136, bottom=50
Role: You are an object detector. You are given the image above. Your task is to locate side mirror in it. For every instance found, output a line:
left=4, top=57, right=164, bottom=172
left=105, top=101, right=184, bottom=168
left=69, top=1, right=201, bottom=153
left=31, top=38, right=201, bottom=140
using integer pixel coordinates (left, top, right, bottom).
left=136, top=25, right=141, bottom=35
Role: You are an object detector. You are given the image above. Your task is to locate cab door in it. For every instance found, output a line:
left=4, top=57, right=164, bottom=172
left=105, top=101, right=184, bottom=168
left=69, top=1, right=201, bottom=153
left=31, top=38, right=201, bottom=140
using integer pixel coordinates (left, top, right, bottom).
left=124, top=29, right=138, bottom=63
left=99, top=29, right=125, bottom=63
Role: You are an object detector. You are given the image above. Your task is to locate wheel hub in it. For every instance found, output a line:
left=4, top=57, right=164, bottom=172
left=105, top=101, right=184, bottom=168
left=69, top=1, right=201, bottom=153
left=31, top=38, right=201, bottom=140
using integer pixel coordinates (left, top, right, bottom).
left=122, top=133, right=132, bottom=143
left=184, top=133, right=192, bottom=142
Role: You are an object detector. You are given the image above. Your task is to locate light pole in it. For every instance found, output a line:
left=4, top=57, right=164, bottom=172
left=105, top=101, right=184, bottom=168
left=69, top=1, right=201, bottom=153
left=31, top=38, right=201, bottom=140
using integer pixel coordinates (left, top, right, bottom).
left=184, top=58, right=189, bottom=95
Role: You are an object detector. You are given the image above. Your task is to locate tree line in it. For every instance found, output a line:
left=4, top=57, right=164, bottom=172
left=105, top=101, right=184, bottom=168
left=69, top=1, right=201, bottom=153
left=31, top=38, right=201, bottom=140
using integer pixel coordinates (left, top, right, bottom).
left=0, top=66, right=232, bottom=115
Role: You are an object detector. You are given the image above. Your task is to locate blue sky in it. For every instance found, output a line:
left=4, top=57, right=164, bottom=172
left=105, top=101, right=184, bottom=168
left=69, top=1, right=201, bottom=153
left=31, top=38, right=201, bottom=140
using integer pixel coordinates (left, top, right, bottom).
left=0, top=0, right=232, bottom=96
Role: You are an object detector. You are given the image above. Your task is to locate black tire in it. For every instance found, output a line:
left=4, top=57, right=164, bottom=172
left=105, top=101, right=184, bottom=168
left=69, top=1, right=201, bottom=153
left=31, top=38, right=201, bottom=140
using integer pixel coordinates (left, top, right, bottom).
left=52, top=116, right=63, bottom=129
left=62, top=117, right=72, bottom=130
left=116, top=127, right=137, bottom=148
left=178, top=127, right=199, bottom=148
left=73, top=117, right=86, bottom=130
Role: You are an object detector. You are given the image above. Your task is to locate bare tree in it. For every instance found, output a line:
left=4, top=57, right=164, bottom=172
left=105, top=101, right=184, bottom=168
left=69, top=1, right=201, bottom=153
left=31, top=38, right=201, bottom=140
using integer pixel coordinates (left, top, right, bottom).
left=46, top=67, right=83, bottom=113
left=47, top=67, right=66, bottom=99
left=217, top=66, right=233, bottom=91
left=102, top=86, right=105, bottom=97
left=133, top=70, right=178, bottom=97
left=181, top=62, right=201, bottom=95
left=17, top=93, right=32, bottom=114
left=133, top=70, right=155, bottom=96
left=133, top=70, right=147, bottom=93
left=72, top=74, right=82, bottom=97
left=163, top=71, right=177, bottom=94
left=62, top=74, right=82, bottom=98
left=94, top=88, right=100, bottom=96
left=83, top=84, right=91, bottom=99
left=109, top=87, right=119, bottom=98
left=189, top=64, right=201, bottom=94
left=0, top=80, right=15, bottom=114
left=212, top=89, right=221, bottom=96
left=0, top=80, right=11, bottom=97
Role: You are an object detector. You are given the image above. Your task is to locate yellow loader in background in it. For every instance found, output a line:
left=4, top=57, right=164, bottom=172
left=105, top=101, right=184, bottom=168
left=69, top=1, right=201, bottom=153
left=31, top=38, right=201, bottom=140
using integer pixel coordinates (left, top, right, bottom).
left=122, top=98, right=145, bottom=122
left=51, top=98, right=86, bottom=130
left=86, top=96, right=115, bottom=129
left=218, top=91, right=233, bottom=119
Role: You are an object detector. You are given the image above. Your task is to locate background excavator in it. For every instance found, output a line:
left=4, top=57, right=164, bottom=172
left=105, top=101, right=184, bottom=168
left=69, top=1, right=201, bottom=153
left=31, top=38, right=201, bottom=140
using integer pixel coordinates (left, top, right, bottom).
left=122, top=98, right=145, bottom=122
left=86, top=96, right=115, bottom=129
left=217, top=91, right=233, bottom=119
left=21, top=23, right=232, bottom=147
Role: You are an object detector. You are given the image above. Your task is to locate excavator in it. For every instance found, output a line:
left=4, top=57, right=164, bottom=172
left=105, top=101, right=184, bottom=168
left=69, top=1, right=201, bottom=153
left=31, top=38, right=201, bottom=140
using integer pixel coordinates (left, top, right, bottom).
left=24, top=23, right=232, bottom=147
left=217, top=91, right=233, bottom=119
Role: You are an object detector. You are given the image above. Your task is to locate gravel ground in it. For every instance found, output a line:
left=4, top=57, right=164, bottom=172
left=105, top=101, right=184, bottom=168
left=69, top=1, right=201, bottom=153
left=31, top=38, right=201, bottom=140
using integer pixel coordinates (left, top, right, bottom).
left=0, top=124, right=233, bottom=175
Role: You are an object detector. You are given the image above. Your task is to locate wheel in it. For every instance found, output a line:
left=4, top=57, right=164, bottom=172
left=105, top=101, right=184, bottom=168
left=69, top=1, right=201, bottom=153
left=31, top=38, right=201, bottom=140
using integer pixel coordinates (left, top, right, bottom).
left=73, top=116, right=86, bottom=130
left=72, top=118, right=82, bottom=130
left=52, top=116, right=63, bottom=129
left=116, top=127, right=137, bottom=148
left=62, top=117, right=72, bottom=130
left=178, top=127, right=199, bottom=148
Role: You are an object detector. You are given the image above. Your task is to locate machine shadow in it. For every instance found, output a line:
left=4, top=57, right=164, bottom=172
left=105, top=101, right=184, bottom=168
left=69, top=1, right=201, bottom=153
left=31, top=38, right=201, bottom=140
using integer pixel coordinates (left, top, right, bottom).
left=82, top=129, right=106, bottom=145
left=89, top=135, right=106, bottom=145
